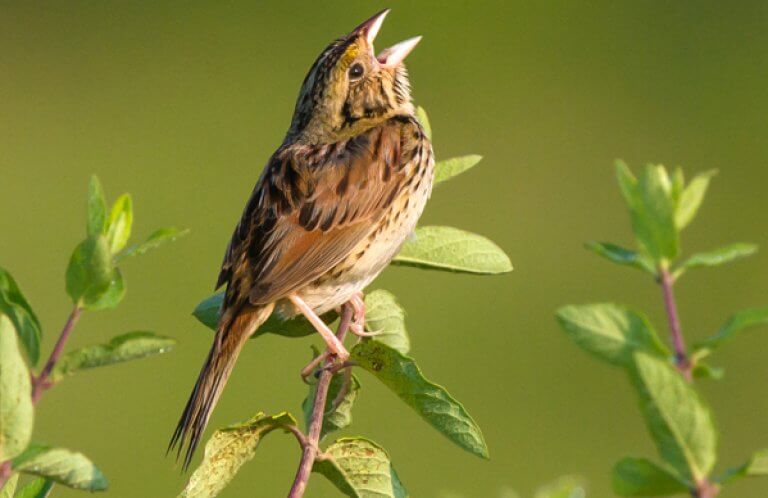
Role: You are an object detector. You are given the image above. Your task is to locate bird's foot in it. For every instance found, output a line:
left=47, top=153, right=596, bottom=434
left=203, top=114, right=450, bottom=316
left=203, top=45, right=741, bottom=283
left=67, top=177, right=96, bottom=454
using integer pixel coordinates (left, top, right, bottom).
left=300, top=347, right=354, bottom=383
left=349, top=323, right=383, bottom=337
left=347, top=293, right=379, bottom=337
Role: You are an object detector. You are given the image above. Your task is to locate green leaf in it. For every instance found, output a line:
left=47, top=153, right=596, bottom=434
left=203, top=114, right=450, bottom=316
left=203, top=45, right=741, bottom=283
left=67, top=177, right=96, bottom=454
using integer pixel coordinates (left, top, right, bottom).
left=584, top=242, right=656, bottom=275
left=676, top=170, right=717, bottom=230
left=739, top=449, right=768, bottom=475
left=0, top=473, right=17, bottom=498
left=192, top=291, right=336, bottom=338
left=671, top=167, right=685, bottom=205
left=415, top=106, right=431, bottom=140
left=303, top=373, right=361, bottom=440
left=51, top=331, right=175, bottom=382
left=82, top=268, right=125, bottom=311
left=393, top=226, right=512, bottom=274
left=351, top=340, right=488, bottom=459
left=631, top=164, right=679, bottom=262
left=676, top=243, right=757, bottom=277
left=14, top=478, right=53, bottom=498
left=105, top=194, right=133, bottom=254
left=12, top=444, right=107, bottom=491
left=613, top=457, right=690, bottom=496
left=191, top=292, right=223, bottom=331
left=555, top=304, right=669, bottom=367
left=692, top=362, right=724, bottom=381
left=65, top=236, right=113, bottom=305
left=313, top=437, right=408, bottom=498
left=717, top=449, right=768, bottom=483
left=86, top=175, right=107, bottom=238
left=0, top=315, right=34, bottom=461
left=116, top=227, right=189, bottom=263
left=434, top=155, right=482, bottom=184
left=179, top=412, right=297, bottom=498
left=615, top=160, right=637, bottom=207
left=695, top=307, right=768, bottom=351
left=0, top=267, right=42, bottom=365
left=364, top=290, right=410, bottom=354
left=533, top=475, right=587, bottom=498
left=631, top=352, right=717, bottom=481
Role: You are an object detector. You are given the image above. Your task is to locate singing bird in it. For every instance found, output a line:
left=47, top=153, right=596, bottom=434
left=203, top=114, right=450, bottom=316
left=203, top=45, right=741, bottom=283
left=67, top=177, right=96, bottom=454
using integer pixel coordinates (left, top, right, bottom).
left=169, top=9, right=433, bottom=468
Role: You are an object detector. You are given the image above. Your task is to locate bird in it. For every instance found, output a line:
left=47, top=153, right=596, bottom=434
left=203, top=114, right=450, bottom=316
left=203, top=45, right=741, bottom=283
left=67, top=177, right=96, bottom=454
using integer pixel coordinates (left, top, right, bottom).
left=169, top=9, right=434, bottom=469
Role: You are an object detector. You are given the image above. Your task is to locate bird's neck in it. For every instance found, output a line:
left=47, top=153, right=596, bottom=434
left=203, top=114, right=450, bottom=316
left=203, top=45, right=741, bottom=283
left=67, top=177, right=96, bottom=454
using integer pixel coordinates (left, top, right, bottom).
left=289, top=106, right=415, bottom=146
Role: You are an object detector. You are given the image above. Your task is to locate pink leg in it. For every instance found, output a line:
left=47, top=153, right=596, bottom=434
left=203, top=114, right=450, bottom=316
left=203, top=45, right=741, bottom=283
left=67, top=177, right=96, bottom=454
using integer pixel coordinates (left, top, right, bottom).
left=300, top=351, right=330, bottom=382
left=289, top=294, right=349, bottom=361
left=348, top=293, right=381, bottom=337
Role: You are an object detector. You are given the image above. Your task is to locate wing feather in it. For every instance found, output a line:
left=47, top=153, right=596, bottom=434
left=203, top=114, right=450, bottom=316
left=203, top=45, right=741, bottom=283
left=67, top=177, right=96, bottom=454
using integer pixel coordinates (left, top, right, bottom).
left=217, top=117, right=420, bottom=310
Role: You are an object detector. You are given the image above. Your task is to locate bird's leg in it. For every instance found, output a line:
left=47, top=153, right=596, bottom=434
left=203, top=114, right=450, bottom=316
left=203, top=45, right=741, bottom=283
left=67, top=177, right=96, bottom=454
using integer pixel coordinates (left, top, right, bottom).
left=348, top=292, right=382, bottom=337
left=300, top=301, right=355, bottom=382
left=300, top=351, right=330, bottom=383
left=289, top=294, right=349, bottom=361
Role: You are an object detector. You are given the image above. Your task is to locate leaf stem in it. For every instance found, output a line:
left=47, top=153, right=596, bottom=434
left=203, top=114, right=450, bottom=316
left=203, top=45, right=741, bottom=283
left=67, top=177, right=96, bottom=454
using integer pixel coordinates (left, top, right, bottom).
left=287, top=304, right=353, bottom=498
left=31, top=304, right=82, bottom=404
left=659, top=266, right=692, bottom=380
left=286, top=424, right=309, bottom=450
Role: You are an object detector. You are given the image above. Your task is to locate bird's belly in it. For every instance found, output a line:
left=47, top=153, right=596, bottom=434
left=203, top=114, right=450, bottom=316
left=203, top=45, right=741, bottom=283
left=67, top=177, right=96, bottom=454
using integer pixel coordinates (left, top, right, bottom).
left=277, top=162, right=433, bottom=317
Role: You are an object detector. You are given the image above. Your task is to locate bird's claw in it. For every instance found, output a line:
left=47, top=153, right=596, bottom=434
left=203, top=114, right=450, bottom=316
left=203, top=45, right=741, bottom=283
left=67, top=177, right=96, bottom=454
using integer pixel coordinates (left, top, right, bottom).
left=349, top=323, right=383, bottom=337
left=300, top=348, right=351, bottom=383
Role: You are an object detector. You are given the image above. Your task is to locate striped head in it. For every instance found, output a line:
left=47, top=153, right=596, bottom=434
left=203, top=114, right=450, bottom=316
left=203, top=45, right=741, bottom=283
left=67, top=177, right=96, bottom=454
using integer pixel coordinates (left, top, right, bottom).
left=287, top=9, right=421, bottom=144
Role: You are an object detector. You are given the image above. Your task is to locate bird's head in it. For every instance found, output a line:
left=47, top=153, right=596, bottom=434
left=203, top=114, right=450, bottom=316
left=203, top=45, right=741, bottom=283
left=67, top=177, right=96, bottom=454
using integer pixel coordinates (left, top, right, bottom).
left=287, top=9, right=421, bottom=144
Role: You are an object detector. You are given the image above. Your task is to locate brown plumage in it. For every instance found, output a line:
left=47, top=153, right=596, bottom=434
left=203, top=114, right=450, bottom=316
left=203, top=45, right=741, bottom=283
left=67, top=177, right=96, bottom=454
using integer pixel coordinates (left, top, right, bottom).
left=169, top=9, right=433, bottom=469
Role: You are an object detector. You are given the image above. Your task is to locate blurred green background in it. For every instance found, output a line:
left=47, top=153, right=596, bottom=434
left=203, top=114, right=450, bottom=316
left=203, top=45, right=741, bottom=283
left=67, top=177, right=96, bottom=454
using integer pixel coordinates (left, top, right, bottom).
left=2, top=1, right=767, bottom=496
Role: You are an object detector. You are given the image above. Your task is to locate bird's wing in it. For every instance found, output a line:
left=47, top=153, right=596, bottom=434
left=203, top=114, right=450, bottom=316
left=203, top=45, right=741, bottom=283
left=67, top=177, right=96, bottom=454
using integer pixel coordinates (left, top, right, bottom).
left=217, top=118, right=422, bottom=307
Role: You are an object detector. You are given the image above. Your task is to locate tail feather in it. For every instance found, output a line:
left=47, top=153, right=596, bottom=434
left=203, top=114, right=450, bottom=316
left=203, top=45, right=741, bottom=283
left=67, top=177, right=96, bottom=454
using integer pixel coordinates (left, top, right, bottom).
left=169, top=304, right=272, bottom=470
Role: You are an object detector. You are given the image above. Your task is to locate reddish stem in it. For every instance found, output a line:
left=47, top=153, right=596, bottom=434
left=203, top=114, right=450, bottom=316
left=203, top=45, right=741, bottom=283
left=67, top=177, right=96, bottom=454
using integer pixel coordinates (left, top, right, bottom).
left=659, top=268, right=718, bottom=497
left=0, top=304, right=82, bottom=490
left=694, top=479, right=719, bottom=498
left=31, top=305, right=82, bottom=404
left=287, top=305, right=353, bottom=498
left=659, top=267, right=692, bottom=381
left=0, top=461, right=11, bottom=491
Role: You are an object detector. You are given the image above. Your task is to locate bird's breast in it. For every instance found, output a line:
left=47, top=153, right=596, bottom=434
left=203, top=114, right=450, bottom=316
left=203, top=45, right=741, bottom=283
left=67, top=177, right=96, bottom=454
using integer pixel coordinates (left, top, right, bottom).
left=277, top=133, right=434, bottom=317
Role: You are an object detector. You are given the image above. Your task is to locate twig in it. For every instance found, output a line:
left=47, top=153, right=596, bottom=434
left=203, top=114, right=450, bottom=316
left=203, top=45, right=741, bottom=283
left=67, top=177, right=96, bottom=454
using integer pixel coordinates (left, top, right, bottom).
left=0, top=304, right=83, bottom=490
left=659, top=268, right=719, bottom=497
left=285, top=425, right=309, bottom=450
left=287, top=304, right=353, bottom=498
left=31, top=305, right=82, bottom=404
left=659, top=267, right=692, bottom=381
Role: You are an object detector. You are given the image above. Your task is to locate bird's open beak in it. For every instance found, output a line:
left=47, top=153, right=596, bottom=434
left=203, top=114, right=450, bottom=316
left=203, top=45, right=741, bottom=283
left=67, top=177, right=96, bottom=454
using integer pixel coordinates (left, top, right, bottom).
left=353, top=9, right=422, bottom=68
left=376, top=36, right=422, bottom=68
left=355, top=9, right=390, bottom=45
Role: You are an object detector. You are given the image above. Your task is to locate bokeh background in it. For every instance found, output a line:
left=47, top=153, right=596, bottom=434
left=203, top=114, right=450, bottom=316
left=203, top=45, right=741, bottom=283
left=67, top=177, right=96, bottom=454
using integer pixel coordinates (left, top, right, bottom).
left=2, top=1, right=768, bottom=496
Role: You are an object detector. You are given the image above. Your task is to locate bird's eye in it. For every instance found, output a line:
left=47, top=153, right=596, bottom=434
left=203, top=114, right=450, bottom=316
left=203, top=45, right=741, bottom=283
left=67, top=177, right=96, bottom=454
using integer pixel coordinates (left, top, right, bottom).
left=348, top=63, right=365, bottom=80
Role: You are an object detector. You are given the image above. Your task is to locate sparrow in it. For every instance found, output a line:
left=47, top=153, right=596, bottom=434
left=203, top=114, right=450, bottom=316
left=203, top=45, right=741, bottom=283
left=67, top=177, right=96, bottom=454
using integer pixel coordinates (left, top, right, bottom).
left=169, top=9, right=433, bottom=469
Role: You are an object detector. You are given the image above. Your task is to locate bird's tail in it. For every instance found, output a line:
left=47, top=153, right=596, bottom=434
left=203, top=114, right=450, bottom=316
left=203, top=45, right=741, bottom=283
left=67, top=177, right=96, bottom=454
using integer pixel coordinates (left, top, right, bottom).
left=168, top=303, right=273, bottom=470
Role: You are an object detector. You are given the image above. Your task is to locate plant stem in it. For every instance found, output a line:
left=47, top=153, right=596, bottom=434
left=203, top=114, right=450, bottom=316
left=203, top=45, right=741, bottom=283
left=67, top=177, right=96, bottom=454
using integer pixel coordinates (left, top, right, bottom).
left=0, top=304, right=83, bottom=490
left=659, top=270, right=714, bottom=497
left=694, top=479, right=719, bottom=498
left=286, top=425, right=309, bottom=449
left=0, top=461, right=11, bottom=491
left=659, top=267, right=692, bottom=381
left=32, top=304, right=82, bottom=403
left=287, top=305, right=353, bottom=498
